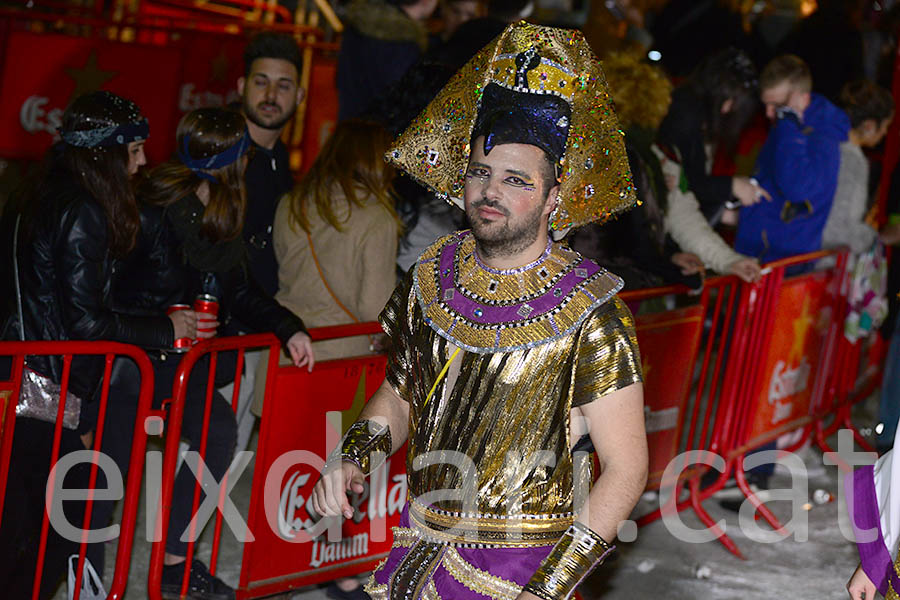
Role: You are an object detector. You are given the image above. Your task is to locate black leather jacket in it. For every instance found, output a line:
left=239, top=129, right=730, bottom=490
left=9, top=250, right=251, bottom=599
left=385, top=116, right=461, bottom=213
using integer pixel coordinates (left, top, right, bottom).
left=0, top=170, right=173, bottom=413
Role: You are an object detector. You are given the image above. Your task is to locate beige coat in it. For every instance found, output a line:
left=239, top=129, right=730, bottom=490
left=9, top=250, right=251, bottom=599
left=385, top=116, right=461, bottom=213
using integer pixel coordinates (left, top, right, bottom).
left=251, top=187, right=399, bottom=415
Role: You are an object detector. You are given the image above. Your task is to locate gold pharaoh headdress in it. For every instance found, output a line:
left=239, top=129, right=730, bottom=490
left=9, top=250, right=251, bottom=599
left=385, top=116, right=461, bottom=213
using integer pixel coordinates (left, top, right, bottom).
left=386, top=21, right=636, bottom=234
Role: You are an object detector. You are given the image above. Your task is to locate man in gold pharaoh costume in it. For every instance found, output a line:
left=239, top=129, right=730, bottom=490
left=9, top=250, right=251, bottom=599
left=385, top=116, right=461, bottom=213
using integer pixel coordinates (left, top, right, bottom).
left=311, top=21, right=648, bottom=600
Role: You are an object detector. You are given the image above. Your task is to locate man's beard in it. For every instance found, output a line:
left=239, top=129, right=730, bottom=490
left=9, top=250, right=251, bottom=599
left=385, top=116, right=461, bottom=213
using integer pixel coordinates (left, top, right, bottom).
left=243, top=98, right=296, bottom=131
left=467, top=196, right=547, bottom=259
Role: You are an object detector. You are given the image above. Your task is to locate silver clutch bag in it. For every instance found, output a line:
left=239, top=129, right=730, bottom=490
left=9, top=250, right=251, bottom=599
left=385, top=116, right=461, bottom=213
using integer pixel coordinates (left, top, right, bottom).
left=17, top=368, right=81, bottom=430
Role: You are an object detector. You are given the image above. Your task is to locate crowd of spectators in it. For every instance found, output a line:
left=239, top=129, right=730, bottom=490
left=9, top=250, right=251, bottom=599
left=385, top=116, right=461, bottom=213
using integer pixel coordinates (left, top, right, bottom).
left=2, top=1, right=900, bottom=599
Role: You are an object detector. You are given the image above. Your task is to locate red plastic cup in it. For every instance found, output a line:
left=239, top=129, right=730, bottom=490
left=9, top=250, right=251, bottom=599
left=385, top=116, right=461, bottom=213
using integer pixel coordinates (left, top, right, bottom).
left=166, top=304, right=193, bottom=352
left=194, top=294, right=219, bottom=340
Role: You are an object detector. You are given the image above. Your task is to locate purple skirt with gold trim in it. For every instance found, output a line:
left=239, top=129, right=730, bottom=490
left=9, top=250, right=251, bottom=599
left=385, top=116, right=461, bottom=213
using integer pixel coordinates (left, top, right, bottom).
left=366, top=504, right=554, bottom=600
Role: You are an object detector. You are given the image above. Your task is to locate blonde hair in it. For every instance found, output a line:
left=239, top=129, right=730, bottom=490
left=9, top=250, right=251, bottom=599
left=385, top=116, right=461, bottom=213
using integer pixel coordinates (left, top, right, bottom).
left=288, top=120, right=401, bottom=234
left=602, top=51, right=673, bottom=131
left=760, top=54, right=812, bottom=94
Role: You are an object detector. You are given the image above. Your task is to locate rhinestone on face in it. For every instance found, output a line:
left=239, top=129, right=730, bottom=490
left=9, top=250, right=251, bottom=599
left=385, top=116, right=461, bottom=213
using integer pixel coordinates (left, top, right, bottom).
left=585, top=158, right=594, bottom=169
left=473, top=308, right=484, bottom=318
left=553, top=288, right=563, bottom=297
left=443, top=269, right=451, bottom=277
left=585, top=184, right=595, bottom=198
left=444, top=289, right=455, bottom=301
left=575, top=268, right=588, bottom=278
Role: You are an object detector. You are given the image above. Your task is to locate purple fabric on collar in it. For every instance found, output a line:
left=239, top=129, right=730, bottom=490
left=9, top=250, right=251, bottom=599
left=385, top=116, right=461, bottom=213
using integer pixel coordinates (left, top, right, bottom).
left=847, top=465, right=899, bottom=596
left=436, top=237, right=601, bottom=325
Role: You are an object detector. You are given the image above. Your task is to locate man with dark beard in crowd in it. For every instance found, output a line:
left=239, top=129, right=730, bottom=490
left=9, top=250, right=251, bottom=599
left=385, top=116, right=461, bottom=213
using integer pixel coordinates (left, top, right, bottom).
left=229, top=33, right=306, bottom=452
left=238, top=32, right=305, bottom=298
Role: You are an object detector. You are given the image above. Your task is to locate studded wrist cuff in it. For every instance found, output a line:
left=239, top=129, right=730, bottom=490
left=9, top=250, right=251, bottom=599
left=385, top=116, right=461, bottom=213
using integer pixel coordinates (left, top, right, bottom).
left=338, top=420, right=392, bottom=475
left=523, top=522, right=615, bottom=600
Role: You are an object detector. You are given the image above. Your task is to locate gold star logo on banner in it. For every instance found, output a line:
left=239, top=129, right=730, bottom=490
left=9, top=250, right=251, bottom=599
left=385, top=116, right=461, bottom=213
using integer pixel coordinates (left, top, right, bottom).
left=209, top=48, right=230, bottom=84
left=65, top=50, right=117, bottom=103
left=788, top=296, right=814, bottom=366
left=325, top=369, right=369, bottom=437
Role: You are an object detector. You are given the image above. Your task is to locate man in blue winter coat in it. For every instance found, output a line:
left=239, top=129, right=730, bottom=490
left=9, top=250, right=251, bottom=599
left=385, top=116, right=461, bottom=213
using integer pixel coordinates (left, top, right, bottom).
left=735, top=54, right=850, bottom=262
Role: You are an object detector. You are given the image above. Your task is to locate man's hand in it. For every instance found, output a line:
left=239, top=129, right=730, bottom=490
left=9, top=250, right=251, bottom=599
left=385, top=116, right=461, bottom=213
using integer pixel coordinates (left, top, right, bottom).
left=514, top=592, right=541, bottom=600
left=287, top=331, right=315, bottom=371
left=728, top=258, right=761, bottom=283
left=671, top=252, right=705, bottom=276
left=732, top=176, right=771, bottom=206
left=311, top=461, right=365, bottom=520
left=847, top=563, right=876, bottom=599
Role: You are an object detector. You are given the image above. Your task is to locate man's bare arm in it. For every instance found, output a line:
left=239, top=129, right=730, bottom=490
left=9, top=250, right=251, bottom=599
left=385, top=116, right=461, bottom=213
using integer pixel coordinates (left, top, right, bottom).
left=356, top=379, right=410, bottom=454
left=311, top=379, right=409, bottom=518
left=515, top=382, right=647, bottom=600
left=577, top=382, right=648, bottom=540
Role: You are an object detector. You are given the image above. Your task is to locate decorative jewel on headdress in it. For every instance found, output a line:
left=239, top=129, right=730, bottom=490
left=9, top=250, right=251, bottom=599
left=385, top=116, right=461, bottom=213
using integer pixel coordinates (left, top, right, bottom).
left=386, top=21, right=636, bottom=235
left=177, top=128, right=251, bottom=183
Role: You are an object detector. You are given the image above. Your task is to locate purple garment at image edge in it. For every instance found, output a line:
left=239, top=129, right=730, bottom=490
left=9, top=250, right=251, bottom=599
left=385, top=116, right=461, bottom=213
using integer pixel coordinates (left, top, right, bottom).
left=372, top=504, right=554, bottom=598
left=735, top=93, right=850, bottom=262
left=846, top=466, right=900, bottom=596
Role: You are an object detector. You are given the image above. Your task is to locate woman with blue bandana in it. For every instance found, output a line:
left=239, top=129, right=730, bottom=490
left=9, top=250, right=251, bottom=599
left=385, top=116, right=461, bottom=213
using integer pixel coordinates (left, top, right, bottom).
left=114, top=107, right=313, bottom=599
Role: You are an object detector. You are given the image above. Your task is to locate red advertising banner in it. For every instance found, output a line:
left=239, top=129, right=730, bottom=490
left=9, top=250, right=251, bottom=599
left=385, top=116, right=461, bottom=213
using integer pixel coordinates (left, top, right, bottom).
left=241, top=356, right=404, bottom=597
left=634, top=305, right=704, bottom=486
left=176, top=33, right=246, bottom=117
left=747, top=272, right=835, bottom=442
left=299, top=58, right=338, bottom=173
left=0, top=31, right=182, bottom=163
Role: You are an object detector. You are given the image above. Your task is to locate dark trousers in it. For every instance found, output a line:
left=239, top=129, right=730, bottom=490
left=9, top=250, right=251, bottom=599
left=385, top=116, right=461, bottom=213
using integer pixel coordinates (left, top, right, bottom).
left=0, top=352, right=239, bottom=599
left=95, top=353, right=238, bottom=558
left=0, top=419, right=94, bottom=600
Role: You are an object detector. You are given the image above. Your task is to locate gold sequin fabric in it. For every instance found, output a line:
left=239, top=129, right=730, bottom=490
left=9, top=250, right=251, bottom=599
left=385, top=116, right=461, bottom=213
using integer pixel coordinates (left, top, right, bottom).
left=414, top=230, right=623, bottom=353
left=386, top=21, right=636, bottom=233
left=378, top=248, right=642, bottom=531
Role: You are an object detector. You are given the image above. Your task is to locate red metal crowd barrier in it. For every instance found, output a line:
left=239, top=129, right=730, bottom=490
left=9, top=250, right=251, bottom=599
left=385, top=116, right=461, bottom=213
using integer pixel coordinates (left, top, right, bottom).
left=146, top=326, right=403, bottom=599
left=701, top=249, right=850, bottom=543
left=1, top=246, right=886, bottom=599
left=623, top=274, right=752, bottom=558
left=0, top=340, right=155, bottom=600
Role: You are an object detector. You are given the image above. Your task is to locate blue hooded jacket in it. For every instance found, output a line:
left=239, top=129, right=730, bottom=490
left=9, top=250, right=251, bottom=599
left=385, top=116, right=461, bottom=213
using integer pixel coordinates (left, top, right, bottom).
left=735, top=93, right=850, bottom=262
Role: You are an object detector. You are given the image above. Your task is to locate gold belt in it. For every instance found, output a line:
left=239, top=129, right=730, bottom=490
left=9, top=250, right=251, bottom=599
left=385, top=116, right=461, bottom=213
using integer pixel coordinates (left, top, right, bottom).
left=408, top=498, right=572, bottom=548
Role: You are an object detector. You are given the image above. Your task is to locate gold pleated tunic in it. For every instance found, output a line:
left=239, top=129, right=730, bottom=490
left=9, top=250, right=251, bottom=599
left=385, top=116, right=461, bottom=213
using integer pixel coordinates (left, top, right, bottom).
left=378, top=231, right=642, bottom=546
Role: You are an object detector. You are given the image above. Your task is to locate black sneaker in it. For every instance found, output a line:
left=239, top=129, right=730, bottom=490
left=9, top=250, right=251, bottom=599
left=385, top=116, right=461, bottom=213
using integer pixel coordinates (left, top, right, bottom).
left=161, top=559, right=235, bottom=600
left=326, top=581, right=372, bottom=600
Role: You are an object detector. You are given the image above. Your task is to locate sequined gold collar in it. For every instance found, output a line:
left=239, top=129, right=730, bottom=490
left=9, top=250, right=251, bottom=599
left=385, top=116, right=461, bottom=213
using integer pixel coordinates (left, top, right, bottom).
left=413, top=230, right=622, bottom=353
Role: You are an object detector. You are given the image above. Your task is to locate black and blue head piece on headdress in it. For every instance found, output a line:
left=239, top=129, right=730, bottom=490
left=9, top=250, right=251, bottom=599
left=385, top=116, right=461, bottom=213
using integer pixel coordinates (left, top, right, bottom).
left=177, top=128, right=252, bottom=182
left=472, top=47, right=572, bottom=170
